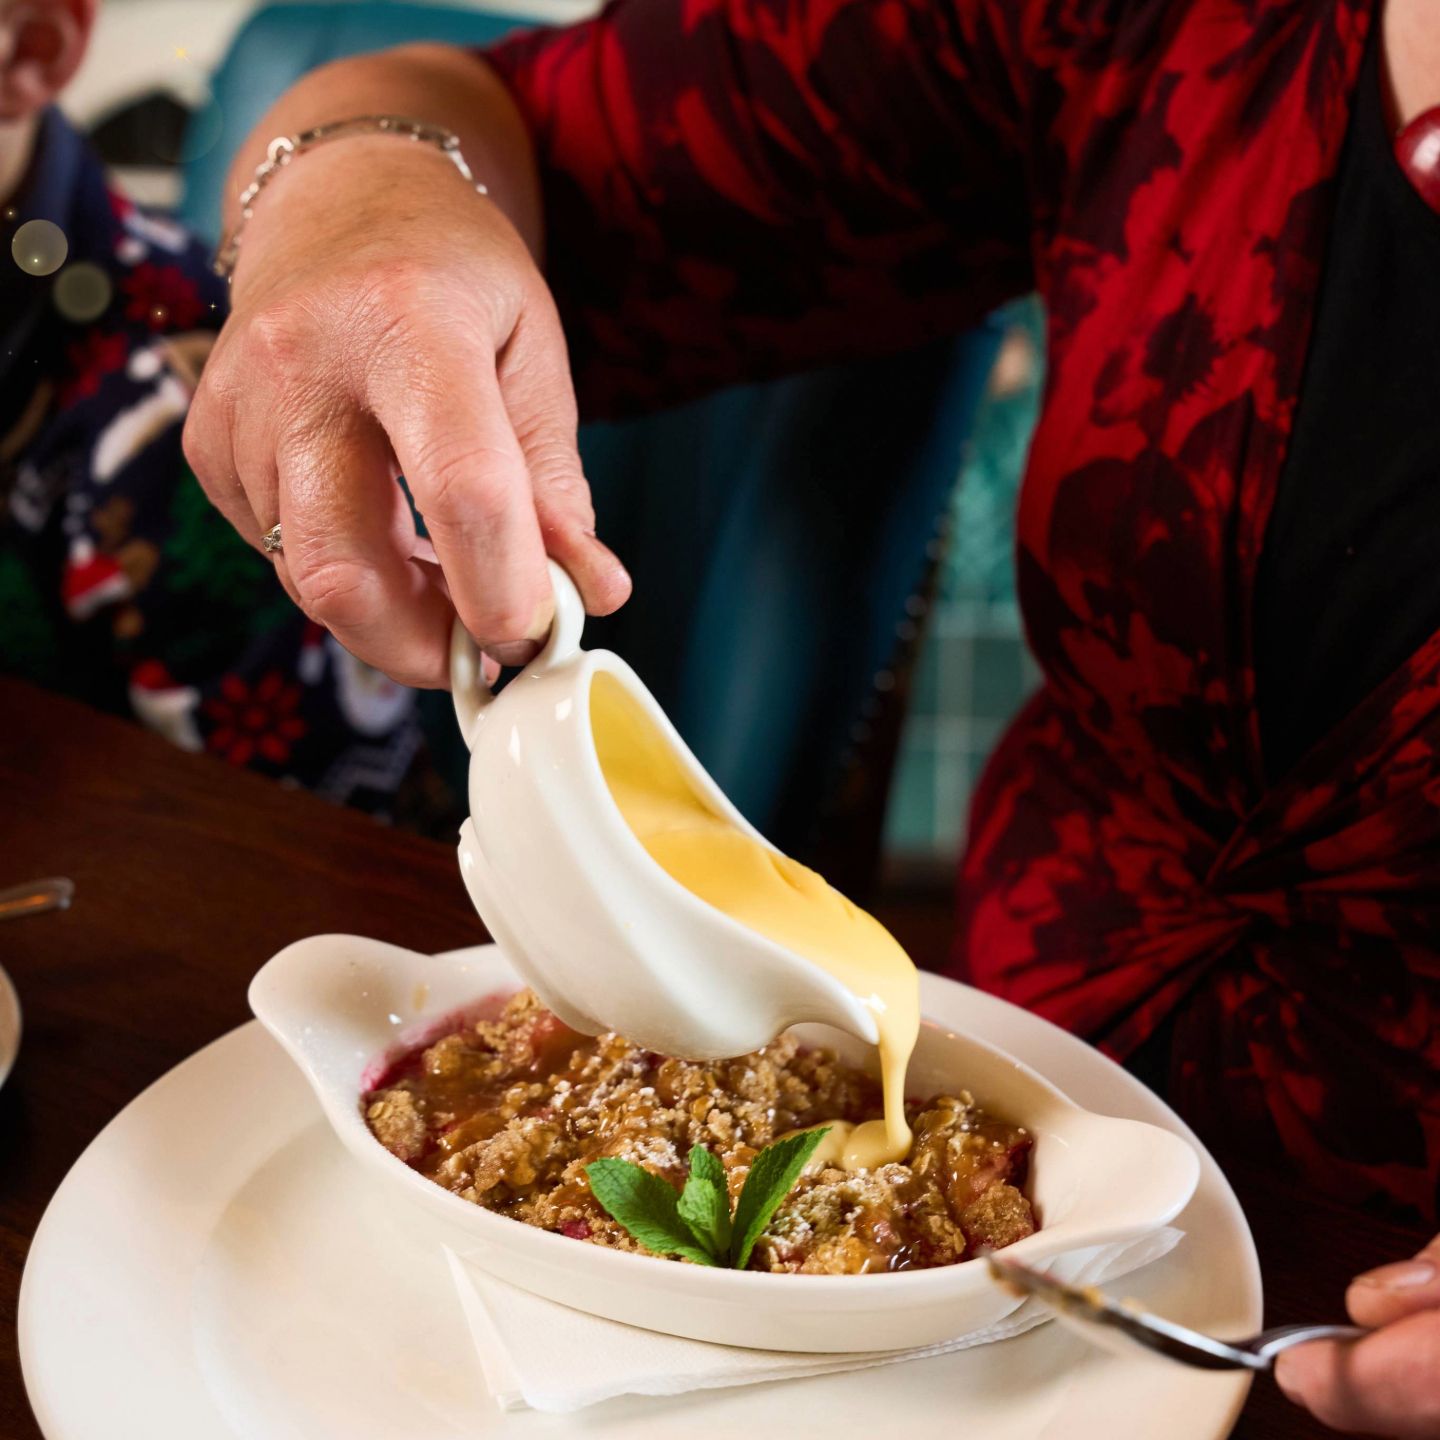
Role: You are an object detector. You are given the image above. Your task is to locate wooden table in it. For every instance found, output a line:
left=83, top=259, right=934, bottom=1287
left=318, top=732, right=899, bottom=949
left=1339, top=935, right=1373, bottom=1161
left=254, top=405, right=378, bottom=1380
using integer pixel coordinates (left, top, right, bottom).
left=0, top=678, right=1428, bottom=1438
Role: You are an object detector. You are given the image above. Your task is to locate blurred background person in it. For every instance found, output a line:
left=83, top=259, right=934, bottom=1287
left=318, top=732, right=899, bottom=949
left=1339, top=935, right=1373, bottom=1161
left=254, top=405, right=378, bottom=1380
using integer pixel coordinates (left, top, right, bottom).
left=0, top=0, right=434, bottom=823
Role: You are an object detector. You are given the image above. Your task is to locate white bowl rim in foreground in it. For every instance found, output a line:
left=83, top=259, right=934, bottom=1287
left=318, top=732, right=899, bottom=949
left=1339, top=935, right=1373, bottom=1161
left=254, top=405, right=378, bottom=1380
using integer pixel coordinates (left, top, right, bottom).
left=249, top=935, right=1201, bottom=1348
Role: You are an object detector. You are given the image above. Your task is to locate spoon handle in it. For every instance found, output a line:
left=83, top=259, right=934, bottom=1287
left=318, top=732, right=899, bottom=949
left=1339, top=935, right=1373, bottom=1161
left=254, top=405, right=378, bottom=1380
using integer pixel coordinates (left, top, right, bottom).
left=1252, top=1324, right=1370, bottom=1363
left=0, top=877, right=75, bottom=921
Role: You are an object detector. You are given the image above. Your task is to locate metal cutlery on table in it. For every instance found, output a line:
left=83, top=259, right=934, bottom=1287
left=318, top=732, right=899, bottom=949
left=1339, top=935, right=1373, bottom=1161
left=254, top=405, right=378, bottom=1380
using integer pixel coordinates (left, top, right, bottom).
left=989, top=1254, right=1368, bottom=1370
left=0, top=877, right=74, bottom=922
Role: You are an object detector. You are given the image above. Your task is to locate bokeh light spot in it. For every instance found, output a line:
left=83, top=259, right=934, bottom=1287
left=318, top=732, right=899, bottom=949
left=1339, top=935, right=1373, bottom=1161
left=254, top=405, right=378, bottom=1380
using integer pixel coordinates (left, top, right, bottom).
left=53, top=262, right=113, bottom=323
left=12, top=219, right=68, bottom=276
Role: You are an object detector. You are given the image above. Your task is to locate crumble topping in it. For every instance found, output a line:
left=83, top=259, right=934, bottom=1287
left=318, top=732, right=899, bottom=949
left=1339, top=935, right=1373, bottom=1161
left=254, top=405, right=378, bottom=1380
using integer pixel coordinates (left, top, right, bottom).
left=363, top=989, right=1035, bottom=1273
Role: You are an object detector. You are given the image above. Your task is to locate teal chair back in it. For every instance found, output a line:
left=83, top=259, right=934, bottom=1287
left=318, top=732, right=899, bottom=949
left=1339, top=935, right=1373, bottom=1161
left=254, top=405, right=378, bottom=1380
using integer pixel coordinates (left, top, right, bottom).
left=182, top=2, right=1001, bottom=856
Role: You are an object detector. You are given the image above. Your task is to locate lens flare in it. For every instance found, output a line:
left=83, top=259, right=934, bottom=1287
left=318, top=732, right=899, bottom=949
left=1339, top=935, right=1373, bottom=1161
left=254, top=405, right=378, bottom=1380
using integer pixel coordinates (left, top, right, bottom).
left=53, top=262, right=113, bottom=322
left=12, top=220, right=68, bottom=277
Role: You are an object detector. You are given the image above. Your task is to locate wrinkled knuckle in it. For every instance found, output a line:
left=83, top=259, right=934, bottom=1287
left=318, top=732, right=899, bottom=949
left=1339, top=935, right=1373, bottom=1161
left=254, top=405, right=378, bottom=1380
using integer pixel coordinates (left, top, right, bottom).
left=244, top=302, right=312, bottom=376
left=182, top=394, right=238, bottom=487
left=421, top=448, right=511, bottom=530
left=180, top=405, right=211, bottom=473
left=419, top=450, right=474, bottom=522
left=292, top=558, right=382, bottom=633
left=358, top=311, right=470, bottom=405
left=274, top=395, right=352, bottom=460
left=363, top=255, right=439, bottom=312
left=359, top=259, right=466, bottom=347
left=194, top=341, right=246, bottom=415
left=502, top=326, right=577, bottom=402
left=516, top=430, right=582, bottom=483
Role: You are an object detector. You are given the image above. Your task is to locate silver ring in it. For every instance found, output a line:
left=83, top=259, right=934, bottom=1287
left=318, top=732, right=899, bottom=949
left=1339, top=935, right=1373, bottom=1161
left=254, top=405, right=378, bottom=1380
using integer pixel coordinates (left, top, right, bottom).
left=261, top=522, right=283, bottom=555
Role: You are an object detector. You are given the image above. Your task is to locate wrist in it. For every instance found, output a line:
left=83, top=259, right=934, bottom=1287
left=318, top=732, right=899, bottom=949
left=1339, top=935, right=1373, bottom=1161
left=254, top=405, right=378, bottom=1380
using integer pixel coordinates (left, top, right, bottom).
left=224, top=137, right=467, bottom=304
left=220, top=119, right=488, bottom=289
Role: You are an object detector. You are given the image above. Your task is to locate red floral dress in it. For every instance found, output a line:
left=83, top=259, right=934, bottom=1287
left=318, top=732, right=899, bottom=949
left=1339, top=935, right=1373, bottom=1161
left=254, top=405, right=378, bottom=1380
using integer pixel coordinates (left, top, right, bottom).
left=489, top=0, right=1439, bottom=1218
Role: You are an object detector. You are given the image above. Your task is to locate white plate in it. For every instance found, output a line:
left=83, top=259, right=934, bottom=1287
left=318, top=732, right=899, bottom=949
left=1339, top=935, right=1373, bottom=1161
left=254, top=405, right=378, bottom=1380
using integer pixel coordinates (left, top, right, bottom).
left=251, top=934, right=1202, bottom=1352
left=20, top=948, right=1261, bottom=1439
left=0, top=962, right=20, bottom=1087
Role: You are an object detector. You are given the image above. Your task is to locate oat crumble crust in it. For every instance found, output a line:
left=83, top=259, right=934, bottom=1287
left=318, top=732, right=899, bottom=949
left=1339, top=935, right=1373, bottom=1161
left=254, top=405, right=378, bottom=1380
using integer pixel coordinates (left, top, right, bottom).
left=364, top=990, right=1035, bottom=1273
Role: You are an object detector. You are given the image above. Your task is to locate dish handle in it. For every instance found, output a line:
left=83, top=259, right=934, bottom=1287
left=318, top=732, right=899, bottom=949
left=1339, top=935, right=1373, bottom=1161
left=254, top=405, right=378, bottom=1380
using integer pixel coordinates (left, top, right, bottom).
left=450, top=559, right=587, bottom=749
left=1017, top=1112, right=1201, bottom=1269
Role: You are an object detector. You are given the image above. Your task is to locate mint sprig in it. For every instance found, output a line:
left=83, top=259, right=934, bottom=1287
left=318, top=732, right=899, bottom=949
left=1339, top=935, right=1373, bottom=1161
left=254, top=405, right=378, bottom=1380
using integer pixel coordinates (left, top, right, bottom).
left=584, top=1156, right=717, bottom=1265
left=728, top=1127, right=830, bottom=1268
left=676, top=1142, right=732, bottom=1258
left=584, top=1127, right=830, bottom=1269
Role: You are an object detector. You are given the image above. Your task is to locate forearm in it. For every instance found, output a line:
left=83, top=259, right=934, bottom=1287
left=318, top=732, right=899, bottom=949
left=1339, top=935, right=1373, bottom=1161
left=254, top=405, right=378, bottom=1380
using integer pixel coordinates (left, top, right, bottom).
left=221, top=45, right=543, bottom=297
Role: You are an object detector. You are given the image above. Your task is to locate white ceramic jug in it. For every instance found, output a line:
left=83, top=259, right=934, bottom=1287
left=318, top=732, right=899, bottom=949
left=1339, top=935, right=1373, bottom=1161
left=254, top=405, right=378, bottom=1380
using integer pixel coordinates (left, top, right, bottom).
left=450, top=562, right=879, bottom=1059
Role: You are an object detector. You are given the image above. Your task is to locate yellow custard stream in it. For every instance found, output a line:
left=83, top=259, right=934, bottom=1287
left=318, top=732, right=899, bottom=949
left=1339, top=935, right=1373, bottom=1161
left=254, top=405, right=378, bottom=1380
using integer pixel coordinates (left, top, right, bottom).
left=591, top=673, right=919, bottom=1170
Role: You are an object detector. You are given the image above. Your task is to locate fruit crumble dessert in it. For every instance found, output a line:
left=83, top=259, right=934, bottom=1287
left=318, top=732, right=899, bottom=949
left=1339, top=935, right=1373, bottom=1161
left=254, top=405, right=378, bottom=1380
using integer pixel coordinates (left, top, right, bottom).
left=363, top=989, right=1036, bottom=1273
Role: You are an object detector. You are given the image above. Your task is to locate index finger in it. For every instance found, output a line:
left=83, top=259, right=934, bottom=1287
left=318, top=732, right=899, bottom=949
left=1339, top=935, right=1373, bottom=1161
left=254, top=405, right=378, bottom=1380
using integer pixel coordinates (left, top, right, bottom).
left=372, top=364, right=552, bottom=669
left=276, top=411, right=455, bottom=687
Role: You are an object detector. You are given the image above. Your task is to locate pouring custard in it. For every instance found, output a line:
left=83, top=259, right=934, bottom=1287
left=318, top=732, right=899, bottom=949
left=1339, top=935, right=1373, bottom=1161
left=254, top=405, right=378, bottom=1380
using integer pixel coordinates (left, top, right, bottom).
left=590, top=672, right=919, bottom=1170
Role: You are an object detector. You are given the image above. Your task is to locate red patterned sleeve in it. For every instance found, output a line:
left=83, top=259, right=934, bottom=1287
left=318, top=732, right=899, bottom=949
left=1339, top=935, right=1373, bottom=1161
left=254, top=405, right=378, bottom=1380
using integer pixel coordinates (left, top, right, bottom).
left=483, top=0, right=1038, bottom=418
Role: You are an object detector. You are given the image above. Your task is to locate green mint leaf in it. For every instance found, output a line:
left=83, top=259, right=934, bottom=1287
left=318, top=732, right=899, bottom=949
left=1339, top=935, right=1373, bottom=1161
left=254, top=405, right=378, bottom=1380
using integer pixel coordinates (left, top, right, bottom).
left=584, top=1158, right=716, bottom=1265
left=676, top=1144, right=732, bottom=1261
left=729, top=1127, right=830, bottom=1270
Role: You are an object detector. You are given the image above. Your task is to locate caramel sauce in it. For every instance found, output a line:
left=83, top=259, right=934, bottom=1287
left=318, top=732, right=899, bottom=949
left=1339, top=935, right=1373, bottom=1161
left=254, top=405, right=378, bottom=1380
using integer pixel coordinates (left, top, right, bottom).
left=363, top=993, right=1037, bottom=1273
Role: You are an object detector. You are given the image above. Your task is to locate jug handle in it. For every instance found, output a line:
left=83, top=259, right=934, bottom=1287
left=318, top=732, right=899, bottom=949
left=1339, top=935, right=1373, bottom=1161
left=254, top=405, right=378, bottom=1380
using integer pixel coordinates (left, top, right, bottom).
left=450, top=559, right=587, bottom=750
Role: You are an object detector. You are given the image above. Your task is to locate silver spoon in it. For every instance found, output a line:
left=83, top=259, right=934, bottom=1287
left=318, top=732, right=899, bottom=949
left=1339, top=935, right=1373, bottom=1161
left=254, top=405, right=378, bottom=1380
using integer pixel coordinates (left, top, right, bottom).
left=989, top=1253, right=1368, bottom=1371
left=0, top=877, right=74, bottom=922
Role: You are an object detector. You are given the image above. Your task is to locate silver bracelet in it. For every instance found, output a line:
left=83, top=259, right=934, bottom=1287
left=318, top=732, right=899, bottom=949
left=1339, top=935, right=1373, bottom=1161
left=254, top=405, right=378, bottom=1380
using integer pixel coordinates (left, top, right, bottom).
left=214, top=115, right=489, bottom=281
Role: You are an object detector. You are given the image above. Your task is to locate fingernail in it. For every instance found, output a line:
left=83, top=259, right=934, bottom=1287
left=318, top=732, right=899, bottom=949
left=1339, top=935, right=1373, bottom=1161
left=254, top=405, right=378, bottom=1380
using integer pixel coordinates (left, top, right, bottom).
left=490, top=640, right=541, bottom=669
left=1353, top=1259, right=1436, bottom=1290
left=524, top=599, right=554, bottom=644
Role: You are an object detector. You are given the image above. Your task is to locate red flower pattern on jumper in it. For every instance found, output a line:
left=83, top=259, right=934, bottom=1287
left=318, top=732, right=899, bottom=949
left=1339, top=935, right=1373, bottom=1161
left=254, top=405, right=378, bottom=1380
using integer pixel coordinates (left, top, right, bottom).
left=203, top=671, right=307, bottom=767
left=119, top=263, right=205, bottom=332
left=58, top=330, right=128, bottom=408
left=488, top=0, right=1438, bottom=1217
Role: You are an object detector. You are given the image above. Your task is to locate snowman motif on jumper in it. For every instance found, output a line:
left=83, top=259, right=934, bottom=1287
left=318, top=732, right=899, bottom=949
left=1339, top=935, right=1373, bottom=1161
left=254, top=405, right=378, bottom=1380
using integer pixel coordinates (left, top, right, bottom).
left=90, top=344, right=194, bottom=486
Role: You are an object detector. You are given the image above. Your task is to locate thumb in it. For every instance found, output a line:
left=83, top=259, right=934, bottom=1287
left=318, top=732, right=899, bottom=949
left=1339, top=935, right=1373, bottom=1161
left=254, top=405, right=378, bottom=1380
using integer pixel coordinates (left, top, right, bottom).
left=1275, top=1311, right=1440, bottom=1439
left=499, top=301, right=631, bottom=616
left=1347, top=1234, right=1440, bottom=1329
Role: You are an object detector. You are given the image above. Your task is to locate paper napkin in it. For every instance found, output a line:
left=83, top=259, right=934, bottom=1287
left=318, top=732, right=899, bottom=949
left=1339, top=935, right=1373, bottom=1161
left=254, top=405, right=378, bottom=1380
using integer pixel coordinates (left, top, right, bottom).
left=445, top=1226, right=1184, bottom=1414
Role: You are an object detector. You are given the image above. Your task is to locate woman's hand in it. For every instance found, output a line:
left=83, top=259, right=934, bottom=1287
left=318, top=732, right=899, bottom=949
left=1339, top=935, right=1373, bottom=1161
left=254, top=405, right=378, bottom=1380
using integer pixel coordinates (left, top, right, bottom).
left=1276, top=1236, right=1440, bottom=1437
left=183, top=50, right=630, bottom=688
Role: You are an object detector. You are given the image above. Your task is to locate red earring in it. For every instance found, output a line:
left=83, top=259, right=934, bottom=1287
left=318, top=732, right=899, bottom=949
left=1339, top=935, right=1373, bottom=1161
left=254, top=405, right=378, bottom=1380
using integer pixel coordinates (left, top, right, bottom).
left=1395, top=108, right=1440, bottom=216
